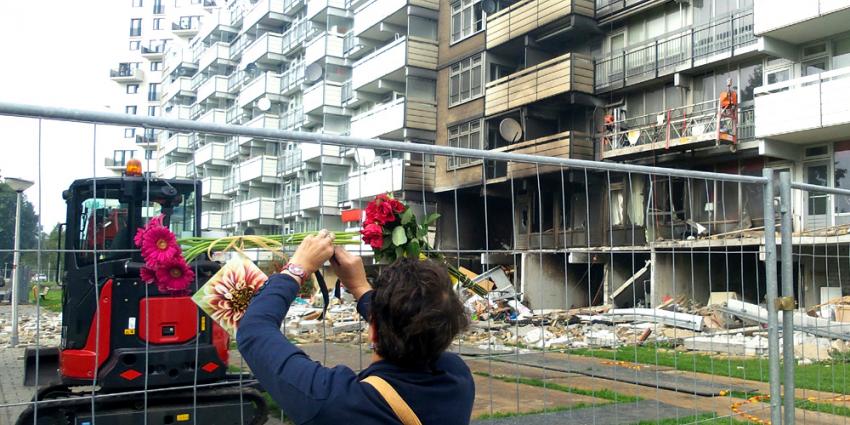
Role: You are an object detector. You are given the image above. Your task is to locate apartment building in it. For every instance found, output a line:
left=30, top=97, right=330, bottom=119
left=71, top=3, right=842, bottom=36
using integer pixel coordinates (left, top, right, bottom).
left=107, top=0, right=214, bottom=176
left=434, top=0, right=850, bottom=310
left=157, top=0, right=438, bottom=237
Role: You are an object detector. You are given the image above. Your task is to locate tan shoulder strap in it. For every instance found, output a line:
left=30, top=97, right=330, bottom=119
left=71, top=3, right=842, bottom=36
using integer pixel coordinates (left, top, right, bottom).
left=361, top=376, right=423, bottom=425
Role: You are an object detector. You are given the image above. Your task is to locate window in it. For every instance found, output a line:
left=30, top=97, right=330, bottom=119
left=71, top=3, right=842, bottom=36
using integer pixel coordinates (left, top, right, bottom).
left=132, top=0, right=143, bottom=6
left=125, top=128, right=136, bottom=138
left=145, top=149, right=155, bottom=160
left=125, top=105, right=137, bottom=115
left=835, top=141, right=850, bottom=214
left=833, top=37, right=850, bottom=69
left=153, top=18, right=164, bottom=30
left=447, top=119, right=482, bottom=169
left=449, top=53, right=484, bottom=106
left=130, top=18, right=142, bottom=36
left=127, top=84, right=139, bottom=94
left=129, top=40, right=140, bottom=51
left=450, top=0, right=484, bottom=43
left=153, top=0, right=164, bottom=13
left=150, top=61, right=162, bottom=71
left=148, top=83, right=159, bottom=101
left=148, top=106, right=159, bottom=116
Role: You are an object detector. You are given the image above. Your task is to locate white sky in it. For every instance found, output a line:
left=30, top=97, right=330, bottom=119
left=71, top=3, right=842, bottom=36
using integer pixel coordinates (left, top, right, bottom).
left=0, top=0, right=127, bottom=229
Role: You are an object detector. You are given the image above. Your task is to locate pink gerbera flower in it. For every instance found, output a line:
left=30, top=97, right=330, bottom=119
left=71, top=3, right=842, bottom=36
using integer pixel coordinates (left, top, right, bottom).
left=141, top=226, right=180, bottom=265
left=134, top=215, right=166, bottom=247
left=140, top=267, right=156, bottom=284
left=200, top=258, right=267, bottom=332
left=155, top=258, right=195, bottom=293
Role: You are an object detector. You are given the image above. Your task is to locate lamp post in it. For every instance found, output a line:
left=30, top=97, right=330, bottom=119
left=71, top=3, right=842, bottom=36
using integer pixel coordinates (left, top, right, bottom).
left=5, top=177, right=34, bottom=347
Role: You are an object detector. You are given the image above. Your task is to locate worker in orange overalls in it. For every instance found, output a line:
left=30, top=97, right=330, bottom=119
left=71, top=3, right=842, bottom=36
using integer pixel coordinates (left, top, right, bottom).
left=718, top=79, right=738, bottom=135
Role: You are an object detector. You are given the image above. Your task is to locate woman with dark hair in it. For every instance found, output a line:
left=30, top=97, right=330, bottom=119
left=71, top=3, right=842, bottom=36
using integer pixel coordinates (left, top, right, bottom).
left=237, top=229, right=474, bottom=425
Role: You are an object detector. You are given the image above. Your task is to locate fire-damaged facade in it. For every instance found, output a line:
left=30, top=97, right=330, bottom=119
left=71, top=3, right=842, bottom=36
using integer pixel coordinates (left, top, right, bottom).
left=434, top=0, right=850, bottom=311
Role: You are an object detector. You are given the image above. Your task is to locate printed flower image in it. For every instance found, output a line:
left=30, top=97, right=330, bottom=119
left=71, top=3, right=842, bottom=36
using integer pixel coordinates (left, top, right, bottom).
left=192, top=257, right=268, bottom=336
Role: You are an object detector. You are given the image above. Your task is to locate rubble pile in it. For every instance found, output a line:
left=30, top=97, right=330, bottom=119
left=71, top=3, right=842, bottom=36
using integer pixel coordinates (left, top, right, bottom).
left=0, top=311, right=62, bottom=346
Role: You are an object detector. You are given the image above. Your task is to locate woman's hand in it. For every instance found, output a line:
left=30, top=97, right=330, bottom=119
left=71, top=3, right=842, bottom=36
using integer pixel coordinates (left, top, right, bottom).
left=329, top=246, right=371, bottom=300
left=288, top=229, right=335, bottom=276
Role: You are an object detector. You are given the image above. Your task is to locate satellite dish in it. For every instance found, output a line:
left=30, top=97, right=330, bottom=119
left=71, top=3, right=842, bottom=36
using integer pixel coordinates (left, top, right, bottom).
left=499, top=118, right=523, bottom=143
left=482, top=0, right=497, bottom=14
left=257, top=97, right=272, bottom=112
left=242, top=62, right=258, bottom=73
left=355, top=148, right=375, bottom=166
left=304, top=63, right=323, bottom=84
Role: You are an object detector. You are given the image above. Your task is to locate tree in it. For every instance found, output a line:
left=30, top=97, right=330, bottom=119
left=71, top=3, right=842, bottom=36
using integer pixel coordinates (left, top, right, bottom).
left=0, top=182, right=42, bottom=273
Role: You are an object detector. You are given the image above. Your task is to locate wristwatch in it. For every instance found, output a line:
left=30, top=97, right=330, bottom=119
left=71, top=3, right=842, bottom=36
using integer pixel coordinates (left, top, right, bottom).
left=282, top=263, right=307, bottom=284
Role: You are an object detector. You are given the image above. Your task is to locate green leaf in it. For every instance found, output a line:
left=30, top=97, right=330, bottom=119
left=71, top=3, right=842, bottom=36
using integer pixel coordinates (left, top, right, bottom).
left=417, top=225, right=427, bottom=238
left=391, top=226, right=408, bottom=246
left=423, top=213, right=441, bottom=225
left=394, top=246, right=404, bottom=260
left=400, top=208, right=414, bottom=225
left=406, top=239, right=420, bottom=258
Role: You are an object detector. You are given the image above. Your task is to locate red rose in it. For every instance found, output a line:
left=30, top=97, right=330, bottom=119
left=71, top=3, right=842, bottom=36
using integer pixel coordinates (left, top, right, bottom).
left=360, top=223, right=384, bottom=249
left=365, top=199, right=395, bottom=225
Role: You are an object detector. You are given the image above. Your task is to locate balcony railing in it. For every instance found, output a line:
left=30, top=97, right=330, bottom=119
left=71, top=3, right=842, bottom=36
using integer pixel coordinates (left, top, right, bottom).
left=236, top=155, right=279, bottom=184
left=595, top=10, right=756, bottom=92
left=275, top=195, right=301, bottom=216
left=198, top=41, right=234, bottom=72
left=195, top=142, right=228, bottom=167
left=487, top=0, right=594, bottom=49
left=755, top=67, right=850, bottom=141
left=485, top=53, right=593, bottom=116
left=281, top=63, right=305, bottom=94
left=281, top=105, right=304, bottom=129
left=201, top=211, right=224, bottom=230
left=238, top=72, right=283, bottom=106
left=141, top=44, right=166, bottom=57
left=595, top=0, right=656, bottom=19
left=241, top=32, right=287, bottom=66
left=601, top=99, right=754, bottom=159
left=490, top=132, right=592, bottom=179
left=305, top=33, right=344, bottom=65
left=278, top=149, right=303, bottom=175
left=109, top=67, right=144, bottom=81
left=243, top=0, right=286, bottom=30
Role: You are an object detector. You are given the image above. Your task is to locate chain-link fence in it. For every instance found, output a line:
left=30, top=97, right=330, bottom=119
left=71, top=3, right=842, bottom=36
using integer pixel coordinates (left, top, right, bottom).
left=1, top=101, right=847, bottom=425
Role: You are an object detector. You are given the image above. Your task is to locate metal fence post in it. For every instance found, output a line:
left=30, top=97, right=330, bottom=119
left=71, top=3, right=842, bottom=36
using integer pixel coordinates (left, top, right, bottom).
left=779, top=171, right=795, bottom=425
left=762, top=167, right=783, bottom=424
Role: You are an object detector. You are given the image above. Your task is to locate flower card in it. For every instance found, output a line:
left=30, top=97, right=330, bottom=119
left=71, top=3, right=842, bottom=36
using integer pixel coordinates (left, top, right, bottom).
left=192, top=257, right=268, bottom=337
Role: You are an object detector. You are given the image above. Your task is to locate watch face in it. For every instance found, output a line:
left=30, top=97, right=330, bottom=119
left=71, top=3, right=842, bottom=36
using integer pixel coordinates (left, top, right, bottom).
left=287, top=264, right=305, bottom=276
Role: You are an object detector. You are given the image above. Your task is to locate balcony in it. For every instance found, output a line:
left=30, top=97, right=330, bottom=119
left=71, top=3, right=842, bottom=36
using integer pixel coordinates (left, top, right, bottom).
left=305, top=33, right=344, bottom=65
left=198, top=108, right=227, bottom=124
left=239, top=114, right=281, bottom=145
left=196, top=75, right=234, bottom=103
left=306, top=0, right=346, bottom=22
left=485, top=53, right=593, bottom=116
left=350, top=37, right=437, bottom=91
left=103, top=157, right=131, bottom=172
left=136, top=134, right=157, bottom=147
left=343, top=158, right=403, bottom=202
left=165, top=105, right=192, bottom=120
left=280, top=19, right=313, bottom=57
left=238, top=72, right=284, bottom=106
left=601, top=100, right=752, bottom=160
left=755, top=67, right=850, bottom=143
left=278, top=149, right=302, bottom=175
left=352, top=0, right=432, bottom=37
left=201, top=176, right=228, bottom=200
left=275, top=195, right=301, bottom=217
left=595, top=10, right=757, bottom=92
left=196, top=9, right=237, bottom=44
left=350, top=98, right=436, bottom=139
left=486, top=0, right=595, bottom=49
left=281, top=63, right=305, bottom=95
left=236, top=155, right=279, bottom=185
left=162, top=77, right=196, bottom=103
left=201, top=211, right=225, bottom=230
left=172, top=20, right=201, bottom=37
left=489, top=132, right=592, bottom=180
left=241, top=33, right=288, bottom=66
left=198, top=42, right=235, bottom=72
left=754, top=0, right=850, bottom=44
left=242, top=0, right=287, bottom=31
left=300, top=143, right=341, bottom=161
left=163, top=48, right=198, bottom=77
left=109, top=67, right=144, bottom=83
left=161, top=134, right=192, bottom=156
left=300, top=182, right=342, bottom=212
left=232, top=197, right=278, bottom=225
left=194, top=142, right=229, bottom=167
left=281, top=105, right=305, bottom=129
left=159, top=162, right=193, bottom=179
left=141, top=44, right=166, bottom=59
left=595, top=0, right=663, bottom=21
left=303, top=81, right=344, bottom=114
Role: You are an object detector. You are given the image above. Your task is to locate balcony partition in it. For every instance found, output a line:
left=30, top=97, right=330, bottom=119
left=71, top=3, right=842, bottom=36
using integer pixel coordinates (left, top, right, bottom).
left=241, top=32, right=288, bottom=66
left=595, top=10, right=756, bottom=92
left=237, top=155, right=280, bottom=184
left=201, top=211, right=225, bottom=229
left=201, top=176, right=228, bottom=200
left=305, top=33, right=344, bottom=65
left=232, top=198, right=278, bottom=224
left=194, top=142, right=228, bottom=167
left=196, top=75, right=234, bottom=103
left=485, top=53, right=593, bottom=116
left=349, top=98, right=436, bottom=139
left=238, top=72, right=284, bottom=106
left=486, top=0, right=594, bottom=49
left=198, top=42, right=234, bottom=71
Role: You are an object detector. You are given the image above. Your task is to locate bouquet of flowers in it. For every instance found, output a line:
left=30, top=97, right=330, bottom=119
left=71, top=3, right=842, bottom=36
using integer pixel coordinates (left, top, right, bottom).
left=134, top=215, right=195, bottom=294
left=361, top=194, right=487, bottom=295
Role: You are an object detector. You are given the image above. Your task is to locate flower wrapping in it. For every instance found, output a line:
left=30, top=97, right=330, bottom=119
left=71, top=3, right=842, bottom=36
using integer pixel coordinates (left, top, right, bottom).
left=192, top=257, right=268, bottom=337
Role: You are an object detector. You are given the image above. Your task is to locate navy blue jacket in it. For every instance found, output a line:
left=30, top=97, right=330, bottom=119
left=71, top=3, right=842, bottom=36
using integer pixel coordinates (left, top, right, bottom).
left=237, top=273, right=475, bottom=425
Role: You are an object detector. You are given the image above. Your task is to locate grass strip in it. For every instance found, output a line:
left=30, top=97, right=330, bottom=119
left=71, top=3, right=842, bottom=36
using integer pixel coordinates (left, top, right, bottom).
left=474, top=371, right=641, bottom=403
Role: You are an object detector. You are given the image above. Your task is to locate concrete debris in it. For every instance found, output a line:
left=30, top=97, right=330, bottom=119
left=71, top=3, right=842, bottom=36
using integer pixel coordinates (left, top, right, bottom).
left=0, top=311, right=62, bottom=347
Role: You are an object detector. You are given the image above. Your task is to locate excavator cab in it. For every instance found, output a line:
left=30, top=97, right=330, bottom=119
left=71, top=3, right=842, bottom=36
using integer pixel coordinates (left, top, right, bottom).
left=19, top=174, right=267, bottom=425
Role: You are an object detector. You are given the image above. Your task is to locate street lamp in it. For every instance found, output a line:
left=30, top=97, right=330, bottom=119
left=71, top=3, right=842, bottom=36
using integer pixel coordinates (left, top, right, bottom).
left=4, top=177, right=34, bottom=347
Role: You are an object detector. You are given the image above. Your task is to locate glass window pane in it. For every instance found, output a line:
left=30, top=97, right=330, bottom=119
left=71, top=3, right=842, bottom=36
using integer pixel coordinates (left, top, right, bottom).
left=832, top=37, right=850, bottom=69
left=835, top=142, right=850, bottom=213
left=460, top=71, right=470, bottom=100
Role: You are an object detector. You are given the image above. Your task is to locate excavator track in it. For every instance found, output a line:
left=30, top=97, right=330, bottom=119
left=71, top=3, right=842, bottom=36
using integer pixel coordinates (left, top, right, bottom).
left=15, top=382, right=269, bottom=425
